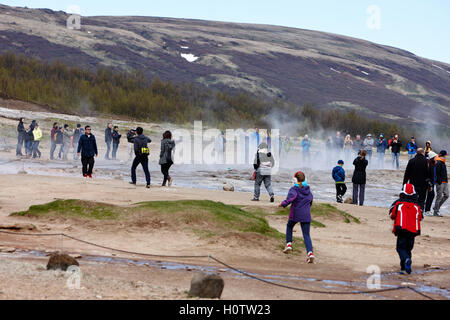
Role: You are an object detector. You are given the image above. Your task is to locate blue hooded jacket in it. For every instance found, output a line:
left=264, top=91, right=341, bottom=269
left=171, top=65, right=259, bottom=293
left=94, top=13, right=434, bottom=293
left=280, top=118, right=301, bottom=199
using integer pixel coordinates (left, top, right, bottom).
left=332, top=165, right=346, bottom=183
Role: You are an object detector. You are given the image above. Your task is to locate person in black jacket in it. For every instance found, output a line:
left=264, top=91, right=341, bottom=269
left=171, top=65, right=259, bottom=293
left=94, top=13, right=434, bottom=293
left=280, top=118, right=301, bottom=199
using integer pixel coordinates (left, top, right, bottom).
left=391, top=135, right=402, bottom=170
left=159, top=130, right=175, bottom=187
left=111, top=126, right=121, bottom=160
left=130, top=127, right=151, bottom=188
left=433, top=150, right=448, bottom=217
left=16, top=117, right=25, bottom=156
left=77, top=126, right=98, bottom=178
left=403, top=148, right=429, bottom=212
left=72, top=124, right=84, bottom=160
left=127, top=128, right=137, bottom=161
left=424, top=151, right=438, bottom=216
left=352, top=150, right=368, bottom=206
left=104, top=123, right=113, bottom=160
left=24, top=124, right=34, bottom=158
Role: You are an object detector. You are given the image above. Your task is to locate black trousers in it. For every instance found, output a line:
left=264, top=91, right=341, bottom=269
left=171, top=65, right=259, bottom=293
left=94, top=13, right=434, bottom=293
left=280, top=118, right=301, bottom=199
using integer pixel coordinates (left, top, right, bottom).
left=414, top=185, right=427, bottom=212
left=161, top=162, right=173, bottom=184
left=335, top=183, right=347, bottom=202
left=81, top=156, right=95, bottom=176
left=131, top=156, right=150, bottom=185
left=425, top=186, right=435, bottom=212
left=396, top=232, right=415, bottom=271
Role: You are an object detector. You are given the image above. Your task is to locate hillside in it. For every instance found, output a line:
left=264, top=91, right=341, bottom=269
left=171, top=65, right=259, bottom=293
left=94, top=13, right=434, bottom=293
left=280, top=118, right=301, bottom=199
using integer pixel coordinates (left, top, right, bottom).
left=0, top=4, right=449, bottom=127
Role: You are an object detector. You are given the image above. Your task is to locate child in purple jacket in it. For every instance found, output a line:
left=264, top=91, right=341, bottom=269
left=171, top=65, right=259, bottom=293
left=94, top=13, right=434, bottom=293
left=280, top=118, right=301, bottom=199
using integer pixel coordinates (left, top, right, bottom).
left=279, top=171, right=315, bottom=263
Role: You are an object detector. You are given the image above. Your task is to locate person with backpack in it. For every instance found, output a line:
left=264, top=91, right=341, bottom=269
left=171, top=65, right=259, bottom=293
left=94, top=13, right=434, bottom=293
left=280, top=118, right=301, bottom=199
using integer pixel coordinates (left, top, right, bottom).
left=127, top=128, right=137, bottom=161
left=77, top=125, right=98, bottom=178
left=406, top=137, right=418, bottom=160
left=332, top=160, right=347, bottom=203
left=130, top=127, right=151, bottom=188
left=16, top=117, right=25, bottom=156
left=104, top=123, right=113, bottom=160
left=72, top=124, right=84, bottom=160
left=403, top=148, right=430, bottom=212
left=32, top=123, right=42, bottom=159
left=391, top=135, right=402, bottom=170
left=49, top=122, right=58, bottom=160
left=433, top=150, right=448, bottom=217
left=352, top=150, right=368, bottom=206
left=251, top=142, right=275, bottom=202
left=159, top=130, right=175, bottom=187
left=111, top=126, right=122, bottom=160
left=279, top=171, right=315, bottom=264
left=389, top=183, right=423, bottom=275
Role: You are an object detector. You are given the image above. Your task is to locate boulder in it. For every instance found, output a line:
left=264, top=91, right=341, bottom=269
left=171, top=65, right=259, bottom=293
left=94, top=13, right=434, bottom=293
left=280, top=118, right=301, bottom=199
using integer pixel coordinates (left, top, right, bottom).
left=223, top=184, right=235, bottom=192
left=46, top=252, right=79, bottom=271
left=0, top=223, right=36, bottom=231
left=344, top=197, right=353, bottom=204
left=189, top=272, right=224, bottom=299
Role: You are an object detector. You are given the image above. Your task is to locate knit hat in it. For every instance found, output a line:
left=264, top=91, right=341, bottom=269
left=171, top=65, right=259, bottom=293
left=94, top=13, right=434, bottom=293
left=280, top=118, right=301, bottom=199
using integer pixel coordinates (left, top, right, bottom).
left=401, top=183, right=416, bottom=195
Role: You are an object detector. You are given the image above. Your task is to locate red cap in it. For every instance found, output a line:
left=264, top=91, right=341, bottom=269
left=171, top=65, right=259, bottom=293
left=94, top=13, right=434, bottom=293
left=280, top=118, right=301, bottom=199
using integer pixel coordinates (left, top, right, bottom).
left=401, top=183, right=416, bottom=195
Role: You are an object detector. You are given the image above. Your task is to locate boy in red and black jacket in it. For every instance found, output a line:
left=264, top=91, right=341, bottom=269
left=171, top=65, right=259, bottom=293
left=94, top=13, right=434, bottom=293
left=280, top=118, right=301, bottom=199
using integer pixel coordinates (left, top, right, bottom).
left=389, top=183, right=423, bottom=274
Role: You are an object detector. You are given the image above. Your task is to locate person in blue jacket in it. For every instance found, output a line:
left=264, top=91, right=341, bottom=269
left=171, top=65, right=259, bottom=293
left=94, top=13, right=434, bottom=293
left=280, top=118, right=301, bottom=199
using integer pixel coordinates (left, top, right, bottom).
left=332, top=160, right=347, bottom=203
left=376, top=134, right=389, bottom=169
left=301, top=135, right=311, bottom=165
left=406, top=137, right=418, bottom=160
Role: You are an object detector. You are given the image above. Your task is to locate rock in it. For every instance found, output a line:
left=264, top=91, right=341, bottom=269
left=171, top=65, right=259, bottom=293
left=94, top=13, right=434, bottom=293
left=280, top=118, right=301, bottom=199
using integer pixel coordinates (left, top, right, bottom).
left=0, top=223, right=36, bottom=231
left=223, top=184, right=235, bottom=192
left=344, top=197, right=353, bottom=204
left=46, top=253, right=79, bottom=271
left=0, top=247, right=16, bottom=253
left=189, top=272, right=224, bottom=299
left=218, top=268, right=227, bottom=273
left=423, top=264, right=431, bottom=268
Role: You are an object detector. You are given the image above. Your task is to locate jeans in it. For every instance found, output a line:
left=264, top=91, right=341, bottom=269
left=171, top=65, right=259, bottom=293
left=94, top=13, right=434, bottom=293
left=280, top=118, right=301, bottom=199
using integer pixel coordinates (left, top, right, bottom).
left=25, top=140, right=33, bottom=156
left=81, top=156, right=95, bottom=176
left=352, top=184, right=365, bottom=206
left=50, top=140, right=57, bottom=159
left=128, top=143, right=134, bottom=161
left=73, top=142, right=79, bottom=160
left=254, top=171, right=274, bottom=199
left=366, top=150, right=372, bottom=165
left=396, top=232, right=415, bottom=271
left=105, top=141, right=111, bottom=159
left=335, top=183, right=347, bottom=202
left=392, top=152, right=400, bottom=169
left=62, top=142, right=70, bottom=160
left=286, top=220, right=313, bottom=253
left=112, top=143, right=119, bottom=159
left=131, top=156, right=151, bottom=185
left=161, top=162, right=173, bottom=185
left=16, top=133, right=24, bottom=156
left=434, top=183, right=449, bottom=214
left=377, top=152, right=385, bottom=169
left=32, top=141, right=41, bottom=158
left=425, top=186, right=435, bottom=213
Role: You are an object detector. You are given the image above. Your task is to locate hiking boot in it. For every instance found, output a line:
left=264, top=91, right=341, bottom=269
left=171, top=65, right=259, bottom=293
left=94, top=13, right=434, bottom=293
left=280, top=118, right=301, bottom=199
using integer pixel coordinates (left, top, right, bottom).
left=405, top=258, right=412, bottom=274
left=306, top=251, right=315, bottom=264
left=251, top=198, right=259, bottom=201
left=433, top=212, right=443, bottom=217
left=270, top=196, right=274, bottom=203
left=129, top=182, right=136, bottom=185
left=283, top=243, right=292, bottom=254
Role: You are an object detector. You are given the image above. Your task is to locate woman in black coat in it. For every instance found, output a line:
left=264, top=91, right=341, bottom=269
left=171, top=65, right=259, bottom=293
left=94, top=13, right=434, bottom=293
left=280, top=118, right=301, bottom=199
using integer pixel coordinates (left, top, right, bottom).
left=352, top=150, right=368, bottom=206
left=159, top=131, right=175, bottom=187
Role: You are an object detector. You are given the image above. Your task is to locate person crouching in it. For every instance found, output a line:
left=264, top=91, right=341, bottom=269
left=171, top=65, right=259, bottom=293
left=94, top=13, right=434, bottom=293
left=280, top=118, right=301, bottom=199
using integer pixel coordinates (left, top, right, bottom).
left=389, top=183, right=423, bottom=275
left=279, top=171, right=315, bottom=263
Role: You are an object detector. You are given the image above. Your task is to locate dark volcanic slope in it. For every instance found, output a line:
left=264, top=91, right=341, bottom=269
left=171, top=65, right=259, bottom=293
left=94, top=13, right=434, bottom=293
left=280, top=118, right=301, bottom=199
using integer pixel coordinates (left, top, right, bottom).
left=0, top=4, right=449, bottom=126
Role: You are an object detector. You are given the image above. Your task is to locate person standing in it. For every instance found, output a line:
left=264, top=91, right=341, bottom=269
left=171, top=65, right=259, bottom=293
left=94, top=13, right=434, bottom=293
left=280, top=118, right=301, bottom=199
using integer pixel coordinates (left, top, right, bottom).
left=77, top=126, right=98, bottom=178
left=72, top=124, right=84, bottom=160
left=32, top=123, right=42, bottom=159
left=49, top=122, right=58, bottom=160
left=391, top=135, right=402, bottom=170
left=376, top=134, right=388, bottom=169
left=333, top=131, right=344, bottom=160
left=406, top=137, right=418, bottom=160
left=104, top=123, right=113, bottom=160
left=251, top=142, right=275, bottom=202
left=424, top=151, right=438, bottom=216
left=16, top=117, right=25, bottom=156
left=352, top=150, right=368, bottom=206
left=433, top=150, right=448, bottom=217
left=301, top=134, right=311, bottom=165
left=325, top=136, right=333, bottom=167
left=62, top=124, right=73, bottom=161
left=130, top=127, right=151, bottom=188
left=24, top=124, right=34, bottom=158
left=159, top=130, right=175, bottom=187
left=389, top=183, right=423, bottom=275
left=343, top=134, right=353, bottom=166
left=279, top=171, right=315, bottom=263
left=111, top=126, right=121, bottom=160
left=56, top=126, right=64, bottom=159
left=353, top=134, right=363, bottom=159
left=362, top=134, right=374, bottom=166
left=403, top=148, right=429, bottom=212
left=332, top=160, right=347, bottom=203
left=424, top=141, right=432, bottom=157
left=126, top=128, right=137, bottom=161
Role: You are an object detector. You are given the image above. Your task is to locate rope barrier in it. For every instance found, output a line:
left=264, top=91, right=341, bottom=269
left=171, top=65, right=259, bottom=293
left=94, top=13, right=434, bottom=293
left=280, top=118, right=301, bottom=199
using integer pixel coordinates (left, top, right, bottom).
left=0, top=229, right=438, bottom=299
